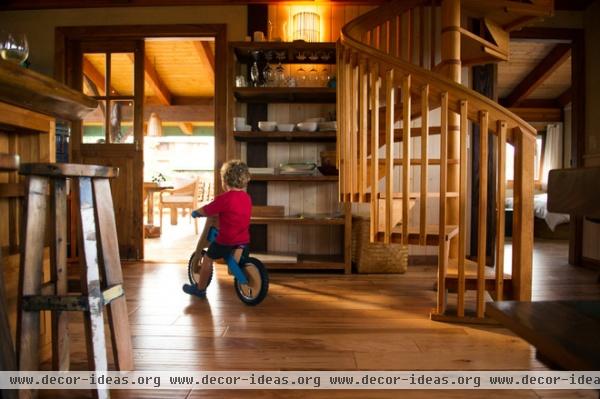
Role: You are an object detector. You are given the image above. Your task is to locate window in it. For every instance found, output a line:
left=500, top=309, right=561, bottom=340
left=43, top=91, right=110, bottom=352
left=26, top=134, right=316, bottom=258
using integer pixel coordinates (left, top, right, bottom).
left=506, top=133, right=544, bottom=185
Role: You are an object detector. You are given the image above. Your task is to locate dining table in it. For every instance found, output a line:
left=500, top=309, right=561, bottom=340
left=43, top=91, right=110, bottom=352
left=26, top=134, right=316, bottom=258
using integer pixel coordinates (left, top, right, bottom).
left=143, top=182, right=173, bottom=238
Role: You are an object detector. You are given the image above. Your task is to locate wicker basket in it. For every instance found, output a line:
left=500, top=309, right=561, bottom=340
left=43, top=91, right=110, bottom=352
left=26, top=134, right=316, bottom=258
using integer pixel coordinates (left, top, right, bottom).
left=352, top=216, right=408, bottom=274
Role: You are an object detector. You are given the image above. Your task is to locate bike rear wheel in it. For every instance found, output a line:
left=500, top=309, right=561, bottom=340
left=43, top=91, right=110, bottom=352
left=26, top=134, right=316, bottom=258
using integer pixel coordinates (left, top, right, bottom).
left=234, top=257, right=269, bottom=306
left=187, top=250, right=213, bottom=287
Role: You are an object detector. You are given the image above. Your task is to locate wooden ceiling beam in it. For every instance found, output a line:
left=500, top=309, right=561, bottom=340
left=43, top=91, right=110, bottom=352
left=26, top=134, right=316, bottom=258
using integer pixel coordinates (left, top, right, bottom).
left=179, top=122, right=195, bottom=135
left=83, top=104, right=213, bottom=123
left=557, top=87, right=572, bottom=106
left=504, top=43, right=571, bottom=108
left=83, top=58, right=107, bottom=96
left=192, top=41, right=215, bottom=85
left=0, top=0, right=386, bottom=10
left=508, top=107, right=562, bottom=123
left=128, top=54, right=172, bottom=105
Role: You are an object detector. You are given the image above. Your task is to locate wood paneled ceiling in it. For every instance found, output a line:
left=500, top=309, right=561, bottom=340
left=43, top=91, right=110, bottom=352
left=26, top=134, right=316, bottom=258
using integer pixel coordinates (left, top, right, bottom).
left=498, top=40, right=571, bottom=108
left=84, top=38, right=214, bottom=103
left=83, top=38, right=215, bottom=126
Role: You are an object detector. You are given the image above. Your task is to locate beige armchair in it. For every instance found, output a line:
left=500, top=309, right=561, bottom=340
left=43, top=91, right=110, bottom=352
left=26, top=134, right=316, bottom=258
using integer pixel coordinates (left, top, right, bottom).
left=159, top=178, right=201, bottom=234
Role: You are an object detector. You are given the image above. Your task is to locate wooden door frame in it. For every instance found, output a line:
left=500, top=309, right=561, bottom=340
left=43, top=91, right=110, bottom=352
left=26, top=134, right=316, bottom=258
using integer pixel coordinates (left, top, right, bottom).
left=54, top=24, right=227, bottom=259
left=510, top=27, right=585, bottom=266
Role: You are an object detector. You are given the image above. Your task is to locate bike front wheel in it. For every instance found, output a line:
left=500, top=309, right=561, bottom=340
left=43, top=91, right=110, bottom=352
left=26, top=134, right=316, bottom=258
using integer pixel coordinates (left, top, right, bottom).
left=187, top=250, right=213, bottom=288
left=234, top=257, right=269, bottom=306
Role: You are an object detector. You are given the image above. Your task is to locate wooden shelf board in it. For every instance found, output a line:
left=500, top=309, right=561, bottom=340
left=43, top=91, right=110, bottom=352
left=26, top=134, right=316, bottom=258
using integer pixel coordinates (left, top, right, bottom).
left=231, top=41, right=336, bottom=65
left=254, top=253, right=345, bottom=270
left=234, top=87, right=336, bottom=103
left=234, top=130, right=337, bottom=142
left=251, top=215, right=345, bottom=225
left=0, top=59, right=97, bottom=120
left=250, top=174, right=338, bottom=182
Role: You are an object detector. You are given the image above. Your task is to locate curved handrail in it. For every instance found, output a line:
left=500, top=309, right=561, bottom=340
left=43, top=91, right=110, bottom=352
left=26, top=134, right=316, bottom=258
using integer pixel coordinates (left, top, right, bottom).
left=339, top=1, right=536, bottom=140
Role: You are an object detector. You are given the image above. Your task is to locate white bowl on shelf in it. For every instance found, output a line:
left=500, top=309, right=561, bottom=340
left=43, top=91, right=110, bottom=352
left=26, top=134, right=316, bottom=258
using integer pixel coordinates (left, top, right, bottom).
left=296, top=122, right=318, bottom=132
left=318, top=121, right=337, bottom=131
left=236, top=124, right=252, bottom=132
left=277, top=123, right=295, bottom=132
left=258, top=121, right=277, bottom=132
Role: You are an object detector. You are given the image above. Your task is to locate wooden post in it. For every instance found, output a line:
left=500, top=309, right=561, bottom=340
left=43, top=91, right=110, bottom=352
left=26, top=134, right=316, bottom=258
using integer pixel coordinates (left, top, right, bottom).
left=511, top=128, right=535, bottom=301
left=401, top=75, right=411, bottom=246
left=384, top=69, right=395, bottom=244
left=437, top=92, right=449, bottom=315
left=496, top=121, right=507, bottom=301
left=441, top=0, right=461, bottom=260
left=51, top=179, right=69, bottom=371
left=370, top=64, right=380, bottom=242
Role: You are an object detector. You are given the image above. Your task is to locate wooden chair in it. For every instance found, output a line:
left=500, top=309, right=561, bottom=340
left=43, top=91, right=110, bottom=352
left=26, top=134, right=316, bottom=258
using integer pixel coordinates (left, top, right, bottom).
left=17, top=163, right=134, bottom=399
left=0, top=153, right=19, bottom=399
left=159, top=178, right=200, bottom=234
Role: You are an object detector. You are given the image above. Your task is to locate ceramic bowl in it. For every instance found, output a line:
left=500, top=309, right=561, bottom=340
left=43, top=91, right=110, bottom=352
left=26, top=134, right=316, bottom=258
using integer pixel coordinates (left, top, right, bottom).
left=258, top=121, right=277, bottom=132
left=296, top=122, right=318, bottom=132
left=277, top=123, right=295, bottom=132
left=318, top=121, right=337, bottom=131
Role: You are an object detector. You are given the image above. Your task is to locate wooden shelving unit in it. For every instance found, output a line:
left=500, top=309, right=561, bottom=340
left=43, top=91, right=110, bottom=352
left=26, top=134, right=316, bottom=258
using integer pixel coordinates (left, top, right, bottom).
left=227, top=41, right=351, bottom=273
left=234, top=130, right=336, bottom=142
left=250, top=174, right=338, bottom=182
left=251, top=215, right=345, bottom=225
left=233, top=87, right=336, bottom=103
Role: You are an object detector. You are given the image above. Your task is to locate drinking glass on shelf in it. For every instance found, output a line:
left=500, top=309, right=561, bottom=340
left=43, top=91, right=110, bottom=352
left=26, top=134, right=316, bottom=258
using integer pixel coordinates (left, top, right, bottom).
left=308, top=51, right=319, bottom=62
left=320, top=51, right=331, bottom=62
left=263, top=63, right=274, bottom=87
left=320, top=67, right=331, bottom=87
left=275, top=62, right=286, bottom=87
left=250, top=50, right=260, bottom=87
left=309, top=65, right=319, bottom=86
left=296, top=66, right=307, bottom=87
left=296, top=51, right=306, bottom=62
left=0, top=31, right=29, bottom=64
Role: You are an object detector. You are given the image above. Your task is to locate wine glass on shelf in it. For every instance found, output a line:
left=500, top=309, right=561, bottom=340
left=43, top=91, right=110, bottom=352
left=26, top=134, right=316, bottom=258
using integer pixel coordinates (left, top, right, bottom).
left=0, top=31, right=29, bottom=64
left=296, top=66, right=307, bottom=87
left=250, top=50, right=260, bottom=87
left=308, top=65, right=319, bottom=86
left=308, top=51, right=319, bottom=62
left=274, top=51, right=286, bottom=87
left=263, top=63, right=274, bottom=87
left=320, top=66, right=330, bottom=87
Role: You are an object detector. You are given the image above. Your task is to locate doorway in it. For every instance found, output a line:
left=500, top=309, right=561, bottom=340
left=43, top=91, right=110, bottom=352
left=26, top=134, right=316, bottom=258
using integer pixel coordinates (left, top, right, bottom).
left=56, top=24, right=227, bottom=260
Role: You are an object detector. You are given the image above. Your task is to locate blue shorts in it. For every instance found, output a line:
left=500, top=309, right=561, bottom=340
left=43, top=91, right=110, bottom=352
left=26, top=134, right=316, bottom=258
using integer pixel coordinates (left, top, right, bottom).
left=206, top=242, right=246, bottom=260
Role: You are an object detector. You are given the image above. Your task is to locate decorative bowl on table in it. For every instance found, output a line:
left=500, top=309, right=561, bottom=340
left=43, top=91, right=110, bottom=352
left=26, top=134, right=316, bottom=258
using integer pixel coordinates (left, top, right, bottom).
left=258, top=121, right=277, bottom=132
left=296, top=122, right=318, bottom=132
left=277, top=123, right=295, bottom=132
left=279, top=162, right=317, bottom=175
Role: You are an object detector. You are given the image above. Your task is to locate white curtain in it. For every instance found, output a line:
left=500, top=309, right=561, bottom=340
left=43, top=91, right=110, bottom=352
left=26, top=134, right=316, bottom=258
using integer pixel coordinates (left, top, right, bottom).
left=542, top=123, right=563, bottom=190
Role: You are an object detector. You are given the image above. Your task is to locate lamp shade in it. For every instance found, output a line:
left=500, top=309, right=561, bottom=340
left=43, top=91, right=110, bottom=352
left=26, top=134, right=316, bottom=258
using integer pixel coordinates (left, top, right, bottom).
left=292, top=12, right=320, bottom=42
left=147, top=112, right=162, bottom=137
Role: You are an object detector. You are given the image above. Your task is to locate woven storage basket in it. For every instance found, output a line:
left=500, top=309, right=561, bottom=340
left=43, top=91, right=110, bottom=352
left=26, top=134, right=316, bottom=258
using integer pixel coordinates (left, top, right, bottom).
left=352, top=216, right=408, bottom=274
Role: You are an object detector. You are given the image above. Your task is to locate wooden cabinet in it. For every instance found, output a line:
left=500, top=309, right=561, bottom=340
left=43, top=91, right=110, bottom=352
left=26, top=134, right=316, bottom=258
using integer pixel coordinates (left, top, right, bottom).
left=227, top=42, right=351, bottom=273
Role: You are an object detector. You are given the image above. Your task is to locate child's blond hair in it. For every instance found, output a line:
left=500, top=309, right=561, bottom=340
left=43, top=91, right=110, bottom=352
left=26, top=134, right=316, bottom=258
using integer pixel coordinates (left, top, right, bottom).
left=221, top=160, right=250, bottom=189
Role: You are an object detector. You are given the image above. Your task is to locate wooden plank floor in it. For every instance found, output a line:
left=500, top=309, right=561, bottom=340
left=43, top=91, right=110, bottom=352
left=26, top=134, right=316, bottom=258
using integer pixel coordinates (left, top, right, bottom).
left=39, top=239, right=600, bottom=398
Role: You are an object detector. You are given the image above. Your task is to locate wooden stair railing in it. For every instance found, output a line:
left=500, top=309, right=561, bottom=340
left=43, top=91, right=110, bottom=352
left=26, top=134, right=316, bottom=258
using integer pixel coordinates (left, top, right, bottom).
left=338, top=0, right=540, bottom=322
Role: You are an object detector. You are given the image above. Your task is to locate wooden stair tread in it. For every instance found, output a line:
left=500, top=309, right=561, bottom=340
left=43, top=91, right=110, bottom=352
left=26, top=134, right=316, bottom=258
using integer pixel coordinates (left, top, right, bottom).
left=375, top=224, right=459, bottom=244
left=446, top=258, right=511, bottom=280
left=363, top=192, right=459, bottom=202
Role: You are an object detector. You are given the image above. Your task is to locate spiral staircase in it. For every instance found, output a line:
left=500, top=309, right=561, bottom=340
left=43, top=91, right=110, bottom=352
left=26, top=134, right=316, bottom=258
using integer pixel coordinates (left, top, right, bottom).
left=337, top=0, right=552, bottom=322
